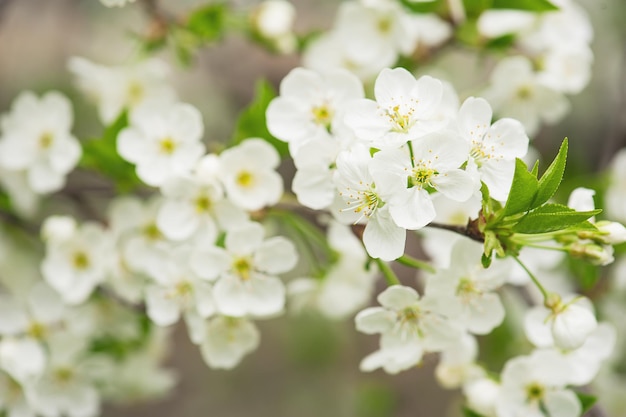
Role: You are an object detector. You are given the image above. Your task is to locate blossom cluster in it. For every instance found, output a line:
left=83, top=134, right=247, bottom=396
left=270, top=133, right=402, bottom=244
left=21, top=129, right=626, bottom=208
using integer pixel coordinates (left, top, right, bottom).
left=0, top=0, right=625, bottom=417
left=267, top=65, right=529, bottom=260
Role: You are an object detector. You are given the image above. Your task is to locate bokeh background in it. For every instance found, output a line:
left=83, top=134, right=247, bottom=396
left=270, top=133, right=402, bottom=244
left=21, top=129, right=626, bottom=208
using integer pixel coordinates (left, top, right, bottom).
left=0, top=0, right=625, bottom=416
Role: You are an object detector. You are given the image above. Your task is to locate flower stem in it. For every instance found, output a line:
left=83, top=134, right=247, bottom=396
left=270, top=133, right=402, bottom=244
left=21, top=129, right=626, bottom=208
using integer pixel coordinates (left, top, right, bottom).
left=396, top=255, right=436, bottom=274
left=374, top=258, right=401, bottom=286
left=513, top=256, right=549, bottom=301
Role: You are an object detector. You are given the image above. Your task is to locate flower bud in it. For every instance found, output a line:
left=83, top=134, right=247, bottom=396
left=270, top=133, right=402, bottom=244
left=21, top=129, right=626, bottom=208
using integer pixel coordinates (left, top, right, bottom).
left=569, top=242, right=614, bottom=266
left=596, top=220, right=626, bottom=244
left=550, top=302, right=597, bottom=350
left=252, top=1, right=295, bottom=39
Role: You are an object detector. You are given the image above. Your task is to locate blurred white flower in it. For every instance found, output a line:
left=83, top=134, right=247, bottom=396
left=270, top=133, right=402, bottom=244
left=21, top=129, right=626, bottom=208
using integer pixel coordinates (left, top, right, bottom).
left=68, top=57, right=175, bottom=124
left=0, top=91, right=81, bottom=194
left=117, top=102, right=205, bottom=187
left=217, top=139, right=283, bottom=211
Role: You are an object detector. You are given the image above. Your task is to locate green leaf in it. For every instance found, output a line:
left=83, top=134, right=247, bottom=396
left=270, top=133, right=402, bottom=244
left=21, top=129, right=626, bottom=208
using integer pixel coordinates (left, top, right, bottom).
left=532, top=138, right=568, bottom=209
left=79, top=111, right=141, bottom=192
left=502, top=158, right=539, bottom=217
left=186, top=3, right=228, bottom=41
left=232, top=79, right=289, bottom=157
left=463, top=407, right=487, bottom=417
left=492, top=0, right=558, bottom=11
left=399, top=0, right=445, bottom=14
left=512, top=204, right=601, bottom=234
left=530, top=160, right=539, bottom=177
left=575, top=392, right=597, bottom=414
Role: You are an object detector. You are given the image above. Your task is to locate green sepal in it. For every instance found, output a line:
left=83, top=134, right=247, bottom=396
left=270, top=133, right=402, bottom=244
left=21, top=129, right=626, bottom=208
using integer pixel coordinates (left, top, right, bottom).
left=79, top=111, right=141, bottom=192
left=575, top=392, right=597, bottom=414
left=502, top=158, right=539, bottom=217
left=512, top=204, right=601, bottom=234
left=492, top=0, right=558, bottom=11
left=231, top=79, right=289, bottom=157
left=532, top=138, right=568, bottom=209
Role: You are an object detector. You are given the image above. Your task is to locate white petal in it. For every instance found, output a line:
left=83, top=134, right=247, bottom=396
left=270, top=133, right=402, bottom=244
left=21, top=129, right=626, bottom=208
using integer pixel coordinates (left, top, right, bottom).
left=355, top=307, right=396, bottom=334
left=254, top=237, right=298, bottom=274
left=543, top=390, right=582, bottom=417
left=190, top=247, right=230, bottom=281
left=363, top=209, right=406, bottom=261
left=377, top=285, right=419, bottom=310
left=145, top=286, right=181, bottom=326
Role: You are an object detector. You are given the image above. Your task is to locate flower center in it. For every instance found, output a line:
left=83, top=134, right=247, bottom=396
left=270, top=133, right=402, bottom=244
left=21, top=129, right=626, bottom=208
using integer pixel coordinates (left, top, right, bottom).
left=159, top=137, right=177, bottom=155
left=127, top=81, right=144, bottom=104
left=39, top=132, right=54, bottom=149
left=311, top=104, right=333, bottom=129
left=72, top=251, right=90, bottom=270
left=340, top=183, right=384, bottom=220
left=195, top=195, right=212, bottom=213
left=516, top=85, right=534, bottom=100
left=409, top=166, right=437, bottom=188
left=236, top=171, right=255, bottom=188
left=377, top=17, right=392, bottom=34
left=27, top=321, right=47, bottom=340
left=525, top=382, right=545, bottom=403
left=386, top=104, right=415, bottom=133
left=232, top=257, right=253, bottom=280
left=143, top=223, right=162, bottom=241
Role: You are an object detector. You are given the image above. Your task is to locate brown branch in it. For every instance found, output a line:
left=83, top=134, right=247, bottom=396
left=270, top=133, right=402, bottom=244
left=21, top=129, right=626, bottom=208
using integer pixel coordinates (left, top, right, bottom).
left=426, top=219, right=485, bottom=243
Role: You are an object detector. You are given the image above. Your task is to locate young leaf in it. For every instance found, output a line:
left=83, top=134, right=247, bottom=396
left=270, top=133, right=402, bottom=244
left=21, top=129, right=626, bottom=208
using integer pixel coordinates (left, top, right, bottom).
left=502, top=158, right=539, bottom=217
left=575, top=392, right=597, bottom=414
left=232, top=79, right=289, bottom=157
left=79, top=111, right=141, bottom=192
left=532, top=138, right=568, bottom=209
left=512, top=204, right=601, bottom=234
left=491, top=0, right=558, bottom=11
left=186, top=3, right=228, bottom=41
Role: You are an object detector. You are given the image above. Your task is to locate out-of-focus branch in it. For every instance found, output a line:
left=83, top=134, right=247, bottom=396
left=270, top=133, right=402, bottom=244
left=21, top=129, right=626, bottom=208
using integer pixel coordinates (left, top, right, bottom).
left=0, top=209, right=39, bottom=235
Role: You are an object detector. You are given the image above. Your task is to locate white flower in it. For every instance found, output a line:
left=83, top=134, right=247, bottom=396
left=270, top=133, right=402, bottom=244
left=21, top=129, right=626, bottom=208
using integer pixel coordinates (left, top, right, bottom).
left=355, top=285, right=461, bottom=373
left=196, top=316, right=260, bottom=369
left=266, top=68, right=364, bottom=156
left=28, top=333, right=103, bottom=417
left=334, top=145, right=405, bottom=261
left=145, top=246, right=216, bottom=327
left=483, top=56, right=570, bottom=136
left=191, top=222, right=297, bottom=318
left=68, top=57, right=175, bottom=124
left=41, top=220, right=113, bottom=305
left=344, top=68, right=446, bottom=149
left=524, top=295, right=597, bottom=351
left=496, top=350, right=581, bottom=417
left=369, top=132, right=475, bottom=230
left=426, top=239, right=508, bottom=335
left=117, top=102, right=205, bottom=187
left=477, top=10, right=535, bottom=38
left=156, top=174, right=247, bottom=242
left=456, top=97, right=529, bottom=201
left=217, top=139, right=283, bottom=211
left=0, top=91, right=81, bottom=194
